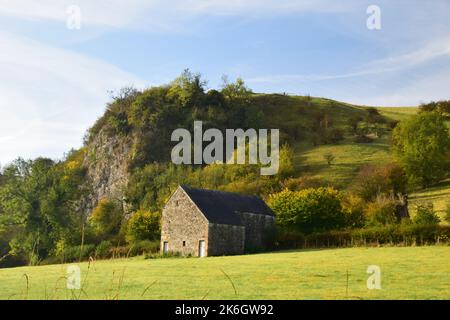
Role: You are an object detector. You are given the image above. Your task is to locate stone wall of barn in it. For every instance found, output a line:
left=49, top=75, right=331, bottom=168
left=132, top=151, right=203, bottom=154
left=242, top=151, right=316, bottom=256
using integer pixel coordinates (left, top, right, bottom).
left=207, top=223, right=245, bottom=256
left=160, top=188, right=209, bottom=256
left=236, top=212, right=276, bottom=251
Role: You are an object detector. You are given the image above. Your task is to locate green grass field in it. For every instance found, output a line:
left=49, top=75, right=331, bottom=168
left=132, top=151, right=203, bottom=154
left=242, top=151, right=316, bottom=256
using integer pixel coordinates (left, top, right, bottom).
left=0, top=247, right=449, bottom=300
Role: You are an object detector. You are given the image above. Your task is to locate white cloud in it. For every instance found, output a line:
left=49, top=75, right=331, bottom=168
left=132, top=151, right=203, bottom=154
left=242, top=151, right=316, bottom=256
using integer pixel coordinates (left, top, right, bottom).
left=353, top=67, right=450, bottom=107
left=0, top=0, right=356, bottom=31
left=0, top=31, right=143, bottom=165
left=248, top=38, right=450, bottom=84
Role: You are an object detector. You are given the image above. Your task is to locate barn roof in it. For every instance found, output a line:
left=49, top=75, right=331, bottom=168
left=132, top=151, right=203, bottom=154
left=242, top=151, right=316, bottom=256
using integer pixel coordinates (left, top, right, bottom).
left=180, top=185, right=274, bottom=226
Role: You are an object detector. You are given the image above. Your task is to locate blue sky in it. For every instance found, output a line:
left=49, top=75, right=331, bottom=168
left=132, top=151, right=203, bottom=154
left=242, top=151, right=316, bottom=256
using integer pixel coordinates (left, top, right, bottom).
left=1, top=0, right=450, bottom=165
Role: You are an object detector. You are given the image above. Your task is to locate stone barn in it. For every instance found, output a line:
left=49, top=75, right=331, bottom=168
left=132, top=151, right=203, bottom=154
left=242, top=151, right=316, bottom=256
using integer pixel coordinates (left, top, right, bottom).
left=160, top=185, right=275, bottom=257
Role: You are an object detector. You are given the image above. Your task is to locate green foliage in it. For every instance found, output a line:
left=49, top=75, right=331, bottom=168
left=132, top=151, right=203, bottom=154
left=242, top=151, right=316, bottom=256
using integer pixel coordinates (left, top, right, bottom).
left=129, top=240, right=160, bottom=255
left=347, top=114, right=363, bottom=135
left=392, top=112, right=450, bottom=188
left=126, top=210, right=161, bottom=243
left=419, top=100, right=450, bottom=118
left=95, top=240, right=113, bottom=258
left=276, top=224, right=450, bottom=249
left=268, top=187, right=345, bottom=234
left=352, top=163, right=408, bottom=202
left=310, top=112, right=345, bottom=145
left=341, top=193, right=366, bottom=228
left=280, top=176, right=327, bottom=191
left=413, top=203, right=440, bottom=225
left=58, top=244, right=96, bottom=263
left=0, top=156, right=86, bottom=265
left=221, top=76, right=252, bottom=101
left=89, top=199, right=123, bottom=238
left=278, top=145, right=295, bottom=179
left=364, top=195, right=398, bottom=227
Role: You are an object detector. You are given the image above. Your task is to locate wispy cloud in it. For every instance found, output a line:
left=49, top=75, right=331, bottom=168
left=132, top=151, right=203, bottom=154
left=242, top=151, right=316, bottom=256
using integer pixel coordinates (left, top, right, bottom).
left=0, top=0, right=357, bottom=32
left=0, top=31, right=143, bottom=165
left=247, top=38, right=450, bottom=84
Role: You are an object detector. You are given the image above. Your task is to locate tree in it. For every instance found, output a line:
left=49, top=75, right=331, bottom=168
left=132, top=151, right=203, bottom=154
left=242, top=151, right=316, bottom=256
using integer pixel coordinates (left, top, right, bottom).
left=413, top=203, right=440, bottom=225
left=220, top=76, right=252, bottom=101
left=366, top=107, right=383, bottom=124
left=347, top=115, right=362, bottom=135
left=419, top=100, right=450, bottom=118
left=364, top=195, right=398, bottom=226
left=341, top=193, right=366, bottom=228
left=0, top=157, right=83, bottom=264
left=268, top=187, right=345, bottom=234
left=168, top=69, right=206, bottom=108
left=392, top=112, right=450, bottom=188
left=89, top=199, right=123, bottom=238
left=278, top=145, right=295, bottom=179
left=126, top=210, right=161, bottom=243
left=352, top=163, right=408, bottom=202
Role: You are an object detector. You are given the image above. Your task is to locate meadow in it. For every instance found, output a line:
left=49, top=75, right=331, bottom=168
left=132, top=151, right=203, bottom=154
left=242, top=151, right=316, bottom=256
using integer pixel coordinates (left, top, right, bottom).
left=0, top=247, right=448, bottom=300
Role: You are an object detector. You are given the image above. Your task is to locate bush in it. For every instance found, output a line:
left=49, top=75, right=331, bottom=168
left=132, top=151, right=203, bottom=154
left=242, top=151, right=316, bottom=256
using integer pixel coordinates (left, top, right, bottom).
left=341, top=193, right=366, bottom=228
left=352, top=163, right=407, bottom=202
left=58, top=244, right=96, bottom=263
left=90, top=199, right=123, bottom=238
left=130, top=240, right=161, bottom=256
left=324, top=128, right=344, bottom=144
left=126, top=210, right=161, bottom=243
left=268, top=187, right=345, bottom=234
left=365, top=196, right=398, bottom=226
left=274, top=224, right=450, bottom=249
left=392, top=112, right=450, bottom=188
left=280, top=176, right=327, bottom=191
left=413, top=203, right=440, bottom=225
left=95, top=240, right=113, bottom=258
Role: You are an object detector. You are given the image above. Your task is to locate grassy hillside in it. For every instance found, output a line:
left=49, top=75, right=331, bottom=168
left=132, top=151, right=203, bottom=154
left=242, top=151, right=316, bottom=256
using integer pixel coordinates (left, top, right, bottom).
left=251, top=95, right=399, bottom=188
left=1, top=247, right=448, bottom=300
left=1, top=77, right=448, bottom=269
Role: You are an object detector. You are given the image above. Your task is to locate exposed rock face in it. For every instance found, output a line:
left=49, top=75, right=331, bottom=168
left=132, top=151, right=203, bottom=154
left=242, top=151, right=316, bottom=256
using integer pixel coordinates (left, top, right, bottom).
left=82, top=129, right=132, bottom=214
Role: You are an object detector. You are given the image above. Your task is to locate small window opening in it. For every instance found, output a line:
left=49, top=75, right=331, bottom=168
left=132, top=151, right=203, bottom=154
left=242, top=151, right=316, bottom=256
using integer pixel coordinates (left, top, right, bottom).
left=183, top=241, right=186, bottom=247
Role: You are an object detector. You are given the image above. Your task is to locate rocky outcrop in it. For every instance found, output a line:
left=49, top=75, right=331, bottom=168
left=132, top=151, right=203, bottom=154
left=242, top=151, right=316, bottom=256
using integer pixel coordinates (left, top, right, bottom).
left=82, top=129, right=132, bottom=214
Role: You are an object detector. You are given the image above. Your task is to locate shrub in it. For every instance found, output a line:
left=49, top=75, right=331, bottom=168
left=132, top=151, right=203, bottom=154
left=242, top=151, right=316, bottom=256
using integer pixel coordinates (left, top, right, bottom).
left=324, top=128, right=344, bottom=144
left=341, top=193, right=366, bottom=228
left=89, top=199, right=123, bottom=238
left=278, top=145, right=295, bottom=179
left=413, top=203, right=440, bottom=225
left=126, top=210, right=161, bottom=243
left=268, top=187, right=345, bottom=234
left=281, top=176, right=327, bottom=191
left=365, top=195, right=398, bottom=226
left=58, top=244, right=96, bottom=263
left=392, top=112, right=450, bottom=188
left=95, top=240, right=113, bottom=258
left=352, top=163, right=407, bottom=202
left=129, top=240, right=160, bottom=256
left=274, top=224, right=450, bottom=249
